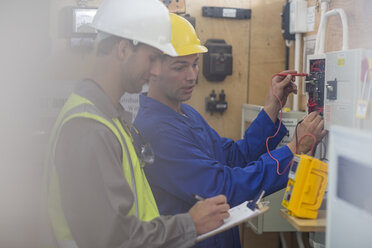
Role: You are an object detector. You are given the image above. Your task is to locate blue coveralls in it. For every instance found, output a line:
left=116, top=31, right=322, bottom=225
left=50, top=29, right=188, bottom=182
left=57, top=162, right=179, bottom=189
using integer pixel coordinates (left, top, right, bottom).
left=134, top=94, right=294, bottom=248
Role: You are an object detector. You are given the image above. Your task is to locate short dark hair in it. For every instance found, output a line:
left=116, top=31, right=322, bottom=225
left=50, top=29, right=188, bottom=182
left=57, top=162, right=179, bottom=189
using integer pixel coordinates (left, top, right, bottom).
left=96, top=35, right=123, bottom=56
left=96, top=35, right=141, bottom=56
left=161, top=54, right=172, bottom=62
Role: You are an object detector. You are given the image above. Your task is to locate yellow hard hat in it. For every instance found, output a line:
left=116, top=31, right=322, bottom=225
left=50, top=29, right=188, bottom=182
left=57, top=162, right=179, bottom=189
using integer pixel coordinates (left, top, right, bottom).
left=169, top=13, right=208, bottom=56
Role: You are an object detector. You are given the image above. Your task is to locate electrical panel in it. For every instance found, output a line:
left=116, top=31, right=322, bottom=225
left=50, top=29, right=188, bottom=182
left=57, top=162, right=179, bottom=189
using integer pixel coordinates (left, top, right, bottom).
left=60, top=7, right=98, bottom=50
left=305, top=54, right=326, bottom=114
left=281, top=2, right=295, bottom=41
left=324, top=49, right=372, bottom=130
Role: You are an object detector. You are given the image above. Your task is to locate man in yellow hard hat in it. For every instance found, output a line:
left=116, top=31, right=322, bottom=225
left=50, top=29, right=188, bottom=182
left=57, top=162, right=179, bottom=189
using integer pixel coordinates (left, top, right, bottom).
left=45, top=1, right=230, bottom=248
left=134, top=13, right=326, bottom=248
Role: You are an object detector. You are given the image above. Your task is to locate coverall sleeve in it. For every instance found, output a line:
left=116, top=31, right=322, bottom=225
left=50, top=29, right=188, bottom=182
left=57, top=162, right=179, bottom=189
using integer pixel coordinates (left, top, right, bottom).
left=54, top=118, right=196, bottom=248
left=144, top=121, right=293, bottom=208
left=217, top=110, right=288, bottom=167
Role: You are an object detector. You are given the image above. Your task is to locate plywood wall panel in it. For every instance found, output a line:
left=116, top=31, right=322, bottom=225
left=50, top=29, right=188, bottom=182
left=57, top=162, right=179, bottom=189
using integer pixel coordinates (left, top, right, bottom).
left=248, top=0, right=287, bottom=106
left=185, top=0, right=251, bottom=140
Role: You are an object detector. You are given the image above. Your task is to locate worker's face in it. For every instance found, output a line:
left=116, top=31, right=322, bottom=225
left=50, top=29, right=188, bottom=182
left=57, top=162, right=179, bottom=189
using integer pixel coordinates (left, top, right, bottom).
left=125, top=44, right=162, bottom=93
left=157, top=54, right=199, bottom=102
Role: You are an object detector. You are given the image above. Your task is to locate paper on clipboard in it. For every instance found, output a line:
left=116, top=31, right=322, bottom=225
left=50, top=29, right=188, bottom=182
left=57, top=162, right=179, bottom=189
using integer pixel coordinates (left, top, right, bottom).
left=196, top=201, right=269, bottom=242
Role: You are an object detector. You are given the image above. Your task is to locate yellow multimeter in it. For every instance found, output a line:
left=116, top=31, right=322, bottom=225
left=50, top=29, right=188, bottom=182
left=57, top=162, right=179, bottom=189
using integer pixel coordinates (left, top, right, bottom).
left=282, top=154, right=328, bottom=219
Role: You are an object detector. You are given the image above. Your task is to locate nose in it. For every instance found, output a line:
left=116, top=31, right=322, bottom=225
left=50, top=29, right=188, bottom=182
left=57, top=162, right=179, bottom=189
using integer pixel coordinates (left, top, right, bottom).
left=186, top=65, right=198, bottom=82
left=149, top=58, right=162, bottom=77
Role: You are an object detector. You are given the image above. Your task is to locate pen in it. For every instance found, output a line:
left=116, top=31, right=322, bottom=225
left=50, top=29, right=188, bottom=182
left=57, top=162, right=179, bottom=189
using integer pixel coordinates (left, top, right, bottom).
left=193, top=194, right=205, bottom=201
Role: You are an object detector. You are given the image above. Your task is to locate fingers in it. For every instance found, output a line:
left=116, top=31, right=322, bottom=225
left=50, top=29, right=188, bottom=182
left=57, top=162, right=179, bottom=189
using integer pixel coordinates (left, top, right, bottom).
left=302, top=112, right=322, bottom=133
left=274, top=70, right=303, bottom=96
left=214, top=200, right=230, bottom=220
left=274, top=70, right=296, bottom=82
left=320, top=129, right=327, bottom=140
left=279, top=70, right=297, bottom=75
left=273, top=74, right=293, bottom=88
left=274, top=73, right=298, bottom=95
left=205, top=195, right=230, bottom=215
left=206, top=194, right=227, bottom=205
left=284, top=81, right=298, bottom=95
left=314, top=115, right=323, bottom=129
left=295, top=112, right=327, bottom=154
left=203, top=195, right=230, bottom=221
left=310, top=114, right=323, bottom=131
left=220, top=211, right=230, bottom=220
left=303, top=111, right=319, bottom=123
left=316, top=119, right=327, bottom=141
left=190, top=194, right=230, bottom=235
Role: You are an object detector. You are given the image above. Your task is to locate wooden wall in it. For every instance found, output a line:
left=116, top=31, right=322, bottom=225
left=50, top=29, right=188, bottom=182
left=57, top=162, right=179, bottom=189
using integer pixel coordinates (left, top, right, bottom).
left=248, top=0, right=289, bottom=106
left=185, top=0, right=251, bottom=140
left=184, top=0, right=289, bottom=141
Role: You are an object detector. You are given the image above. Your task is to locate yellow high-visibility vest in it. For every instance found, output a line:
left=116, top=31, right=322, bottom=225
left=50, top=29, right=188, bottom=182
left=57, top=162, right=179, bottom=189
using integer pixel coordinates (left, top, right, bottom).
left=45, top=93, right=159, bottom=247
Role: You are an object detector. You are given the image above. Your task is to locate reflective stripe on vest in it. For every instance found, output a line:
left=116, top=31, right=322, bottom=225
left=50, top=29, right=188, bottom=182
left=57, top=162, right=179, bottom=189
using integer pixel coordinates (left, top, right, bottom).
left=45, top=93, right=159, bottom=246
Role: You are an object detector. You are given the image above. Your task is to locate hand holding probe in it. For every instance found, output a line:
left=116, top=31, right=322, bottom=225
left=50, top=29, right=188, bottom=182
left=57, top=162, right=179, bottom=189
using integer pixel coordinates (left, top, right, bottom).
left=276, top=73, right=308, bottom=77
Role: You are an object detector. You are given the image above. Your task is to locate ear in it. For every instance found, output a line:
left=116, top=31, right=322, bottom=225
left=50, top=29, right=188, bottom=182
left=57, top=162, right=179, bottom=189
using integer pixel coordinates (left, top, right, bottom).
left=116, top=39, right=133, bottom=61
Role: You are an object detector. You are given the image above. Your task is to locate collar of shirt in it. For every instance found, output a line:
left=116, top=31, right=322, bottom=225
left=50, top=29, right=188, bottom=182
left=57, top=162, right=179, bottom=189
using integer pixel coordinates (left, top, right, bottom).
left=74, top=79, right=133, bottom=126
left=139, top=93, right=203, bottom=130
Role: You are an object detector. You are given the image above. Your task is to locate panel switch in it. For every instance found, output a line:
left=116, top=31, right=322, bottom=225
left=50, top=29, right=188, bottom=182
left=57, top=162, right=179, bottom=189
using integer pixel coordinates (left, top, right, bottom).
left=326, top=79, right=337, bottom=100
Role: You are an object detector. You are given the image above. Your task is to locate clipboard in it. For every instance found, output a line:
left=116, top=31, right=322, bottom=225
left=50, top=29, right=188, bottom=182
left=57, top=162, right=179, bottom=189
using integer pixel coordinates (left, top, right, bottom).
left=196, top=191, right=269, bottom=242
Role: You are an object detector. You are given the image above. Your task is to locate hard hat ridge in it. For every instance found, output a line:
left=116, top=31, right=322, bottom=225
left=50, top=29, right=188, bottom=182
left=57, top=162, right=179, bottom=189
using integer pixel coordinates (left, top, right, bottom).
left=92, top=0, right=177, bottom=56
left=169, top=13, right=208, bottom=56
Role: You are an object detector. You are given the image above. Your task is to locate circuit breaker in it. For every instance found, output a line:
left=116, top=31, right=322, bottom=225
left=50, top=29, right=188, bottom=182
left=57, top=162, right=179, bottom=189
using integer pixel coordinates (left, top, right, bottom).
left=305, top=54, right=326, bottom=114
left=324, top=49, right=372, bottom=130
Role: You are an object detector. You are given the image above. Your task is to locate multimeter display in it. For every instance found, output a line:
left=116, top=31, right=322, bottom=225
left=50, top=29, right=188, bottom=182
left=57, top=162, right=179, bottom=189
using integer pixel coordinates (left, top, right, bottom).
left=288, top=158, right=299, bottom=180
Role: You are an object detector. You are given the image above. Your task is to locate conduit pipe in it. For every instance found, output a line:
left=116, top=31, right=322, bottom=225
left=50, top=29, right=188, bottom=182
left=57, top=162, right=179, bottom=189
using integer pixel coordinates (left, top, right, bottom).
left=293, top=33, right=301, bottom=111
left=315, top=8, right=349, bottom=54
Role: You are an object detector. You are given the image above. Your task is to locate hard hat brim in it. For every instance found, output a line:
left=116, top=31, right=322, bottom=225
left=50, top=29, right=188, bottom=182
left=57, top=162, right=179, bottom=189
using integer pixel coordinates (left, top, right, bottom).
left=155, top=42, right=178, bottom=57
left=175, top=44, right=208, bottom=56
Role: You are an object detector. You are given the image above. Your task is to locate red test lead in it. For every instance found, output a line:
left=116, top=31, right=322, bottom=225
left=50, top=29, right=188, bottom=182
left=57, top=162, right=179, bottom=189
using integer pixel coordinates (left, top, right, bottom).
left=276, top=73, right=308, bottom=77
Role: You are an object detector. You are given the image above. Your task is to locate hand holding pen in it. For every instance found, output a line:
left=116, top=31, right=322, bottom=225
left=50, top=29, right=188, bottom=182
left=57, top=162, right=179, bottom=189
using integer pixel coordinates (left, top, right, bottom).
left=189, top=194, right=230, bottom=235
left=193, top=194, right=205, bottom=201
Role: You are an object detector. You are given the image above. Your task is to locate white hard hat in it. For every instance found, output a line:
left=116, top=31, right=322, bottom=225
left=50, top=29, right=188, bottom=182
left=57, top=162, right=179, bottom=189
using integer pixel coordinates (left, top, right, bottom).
left=92, top=0, right=177, bottom=56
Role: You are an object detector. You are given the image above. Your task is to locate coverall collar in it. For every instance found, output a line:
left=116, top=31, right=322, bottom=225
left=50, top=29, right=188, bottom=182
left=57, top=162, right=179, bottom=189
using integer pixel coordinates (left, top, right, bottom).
left=139, top=93, right=203, bottom=129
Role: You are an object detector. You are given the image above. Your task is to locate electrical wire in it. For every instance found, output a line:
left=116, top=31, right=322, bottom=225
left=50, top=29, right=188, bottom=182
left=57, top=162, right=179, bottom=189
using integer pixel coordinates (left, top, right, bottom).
left=266, top=73, right=318, bottom=175
left=295, top=119, right=303, bottom=147
left=296, top=134, right=317, bottom=156
left=265, top=74, right=293, bottom=175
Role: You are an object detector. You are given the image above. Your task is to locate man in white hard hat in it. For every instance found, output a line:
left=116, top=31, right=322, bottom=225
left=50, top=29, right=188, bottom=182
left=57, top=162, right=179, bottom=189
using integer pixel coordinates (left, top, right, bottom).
left=45, top=1, right=229, bottom=248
